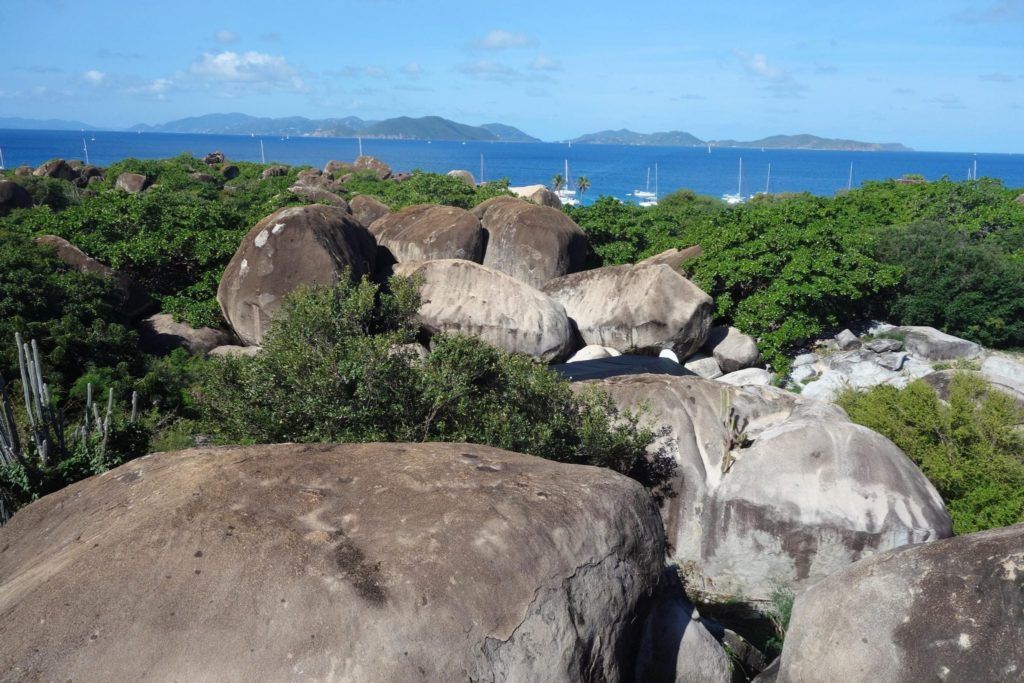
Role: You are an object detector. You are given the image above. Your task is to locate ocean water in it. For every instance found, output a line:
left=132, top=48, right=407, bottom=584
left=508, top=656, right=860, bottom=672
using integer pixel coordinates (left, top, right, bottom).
left=2, top=128, right=1022, bottom=205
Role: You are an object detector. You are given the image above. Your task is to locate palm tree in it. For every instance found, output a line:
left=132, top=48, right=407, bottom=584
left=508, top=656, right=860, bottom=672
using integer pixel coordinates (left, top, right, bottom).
left=576, top=175, right=591, bottom=199
left=551, top=173, right=564, bottom=192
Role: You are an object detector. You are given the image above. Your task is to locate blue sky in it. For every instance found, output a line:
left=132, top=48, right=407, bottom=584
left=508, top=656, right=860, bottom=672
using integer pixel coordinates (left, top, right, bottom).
left=1, top=0, right=1022, bottom=151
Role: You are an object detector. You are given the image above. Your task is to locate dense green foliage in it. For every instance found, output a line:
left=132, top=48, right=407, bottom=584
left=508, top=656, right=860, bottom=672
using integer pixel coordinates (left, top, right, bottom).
left=195, top=276, right=675, bottom=496
left=837, top=374, right=1024, bottom=534
left=342, top=169, right=510, bottom=209
left=568, top=178, right=1024, bottom=370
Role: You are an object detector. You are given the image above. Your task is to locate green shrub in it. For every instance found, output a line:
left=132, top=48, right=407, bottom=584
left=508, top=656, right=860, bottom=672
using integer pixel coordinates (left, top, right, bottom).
left=836, top=373, right=1024, bottom=534
left=344, top=170, right=511, bottom=210
left=195, top=275, right=675, bottom=496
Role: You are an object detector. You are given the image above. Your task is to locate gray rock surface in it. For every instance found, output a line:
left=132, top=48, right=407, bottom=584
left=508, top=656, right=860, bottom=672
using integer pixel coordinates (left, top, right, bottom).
left=638, top=246, right=703, bottom=273
left=393, top=259, right=575, bottom=363
left=0, top=443, right=664, bottom=682
left=778, top=523, right=1024, bottom=682
left=566, top=345, right=620, bottom=363
left=863, top=338, right=903, bottom=353
left=898, top=325, right=983, bottom=361
left=543, top=263, right=713, bottom=358
left=139, top=313, right=233, bottom=355
left=683, top=352, right=724, bottom=380
left=114, top=172, right=150, bottom=194
left=349, top=194, right=390, bottom=228
left=353, top=155, right=392, bottom=179
left=261, top=165, right=289, bottom=179
left=702, top=325, right=760, bottom=373
left=479, top=199, right=588, bottom=289
left=471, top=195, right=523, bottom=221
left=527, top=186, right=562, bottom=208
left=208, top=344, right=262, bottom=358
left=0, top=179, right=33, bottom=214
left=584, top=374, right=952, bottom=602
left=370, top=204, right=484, bottom=266
left=288, top=183, right=349, bottom=208
left=446, top=169, right=475, bottom=186
left=33, top=158, right=76, bottom=180
left=217, top=204, right=377, bottom=346
left=834, top=328, right=861, bottom=350
left=717, top=367, right=773, bottom=386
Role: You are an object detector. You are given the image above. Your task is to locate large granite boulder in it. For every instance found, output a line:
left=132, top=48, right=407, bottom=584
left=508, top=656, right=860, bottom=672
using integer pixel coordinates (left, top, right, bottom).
left=203, top=151, right=225, bottom=165
left=471, top=195, right=522, bottom=221
left=897, top=325, right=983, bottom=361
left=0, top=442, right=664, bottom=681
left=583, top=374, right=952, bottom=602
left=288, top=182, right=349, bottom=208
left=509, top=184, right=562, bottom=208
left=702, top=325, right=760, bottom=373
left=0, top=180, right=33, bottom=214
left=478, top=198, right=589, bottom=289
left=114, top=172, right=150, bottom=194
left=139, top=313, right=233, bottom=355
left=638, top=246, right=702, bottom=273
left=217, top=204, right=377, bottom=346
left=370, top=204, right=484, bottom=266
left=393, top=259, right=575, bottom=363
left=778, top=523, right=1024, bottom=682
left=447, top=169, right=475, bottom=186
left=543, top=263, right=714, bottom=358
left=261, top=165, right=289, bottom=179
left=350, top=194, right=390, bottom=228
left=354, top=155, right=392, bottom=179
left=35, top=235, right=154, bottom=319
left=33, top=158, right=76, bottom=181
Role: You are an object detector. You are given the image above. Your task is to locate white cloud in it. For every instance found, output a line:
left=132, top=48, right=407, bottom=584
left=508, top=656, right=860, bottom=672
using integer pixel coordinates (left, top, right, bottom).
left=365, top=66, right=388, bottom=78
left=470, top=29, right=536, bottom=50
left=455, top=59, right=523, bottom=82
left=980, top=72, right=1014, bottom=82
left=188, top=51, right=303, bottom=90
left=529, top=54, right=562, bottom=71
left=214, top=29, right=239, bottom=44
left=954, top=1, right=1024, bottom=23
left=926, top=94, right=966, bottom=110
left=732, top=49, right=806, bottom=98
left=401, top=62, right=423, bottom=79
left=123, top=77, right=174, bottom=100
left=81, top=69, right=106, bottom=85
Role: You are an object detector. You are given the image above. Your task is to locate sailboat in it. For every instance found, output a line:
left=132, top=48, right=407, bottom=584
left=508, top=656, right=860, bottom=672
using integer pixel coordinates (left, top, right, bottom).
left=639, top=164, right=659, bottom=207
left=82, top=138, right=90, bottom=165
left=555, top=159, right=579, bottom=206
left=633, top=167, right=656, bottom=199
left=479, top=153, right=485, bottom=184
left=259, top=139, right=266, bottom=164
left=722, top=157, right=746, bottom=204
left=755, top=163, right=772, bottom=197
left=0, top=146, right=5, bottom=170
left=847, top=162, right=854, bottom=191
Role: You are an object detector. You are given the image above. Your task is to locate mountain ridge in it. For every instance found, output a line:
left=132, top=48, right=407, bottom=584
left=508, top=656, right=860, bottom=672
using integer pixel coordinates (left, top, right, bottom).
left=570, top=128, right=912, bottom=152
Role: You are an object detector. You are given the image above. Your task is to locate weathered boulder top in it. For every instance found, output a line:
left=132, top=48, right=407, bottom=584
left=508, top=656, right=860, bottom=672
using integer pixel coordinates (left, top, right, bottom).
left=349, top=194, right=390, bottom=228
left=543, top=263, right=714, bottom=358
left=897, top=325, right=983, bottom=361
left=369, top=203, right=484, bottom=265
left=778, top=523, right=1024, bottom=683
left=0, top=443, right=664, bottom=682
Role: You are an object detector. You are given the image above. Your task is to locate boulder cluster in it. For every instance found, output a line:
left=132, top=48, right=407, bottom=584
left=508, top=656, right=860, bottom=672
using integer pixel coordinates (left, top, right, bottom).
left=4, top=154, right=1020, bottom=681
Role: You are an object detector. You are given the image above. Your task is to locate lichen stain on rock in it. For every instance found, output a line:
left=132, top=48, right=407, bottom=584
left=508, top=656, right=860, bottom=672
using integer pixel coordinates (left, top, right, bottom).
left=331, top=531, right=387, bottom=606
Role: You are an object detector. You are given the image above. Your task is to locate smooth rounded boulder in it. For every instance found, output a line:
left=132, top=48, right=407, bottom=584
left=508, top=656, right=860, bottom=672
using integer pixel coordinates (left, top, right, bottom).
left=217, top=204, right=377, bottom=346
left=778, top=523, right=1024, bottom=682
left=138, top=313, right=233, bottom=355
left=350, top=194, right=390, bottom=227
left=0, top=180, right=33, bottom=214
left=543, top=263, right=714, bottom=358
left=479, top=198, right=589, bottom=289
left=370, top=204, right=484, bottom=265
left=0, top=442, right=664, bottom=681
left=584, top=374, right=952, bottom=602
left=702, top=325, right=760, bottom=373
left=446, top=169, right=475, bottom=186
left=115, top=172, right=150, bottom=194
left=393, top=259, right=575, bottom=362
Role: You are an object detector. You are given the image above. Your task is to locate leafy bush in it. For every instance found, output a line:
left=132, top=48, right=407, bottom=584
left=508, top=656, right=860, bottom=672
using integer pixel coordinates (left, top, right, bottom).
left=344, top=170, right=511, bottom=210
left=195, top=275, right=675, bottom=495
left=837, top=373, right=1024, bottom=534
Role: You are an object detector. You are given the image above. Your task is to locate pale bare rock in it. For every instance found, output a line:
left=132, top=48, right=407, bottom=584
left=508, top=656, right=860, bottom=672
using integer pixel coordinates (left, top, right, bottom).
left=702, top=325, right=761, bottom=373
left=509, top=185, right=562, bottom=208
left=139, top=313, right=233, bottom=355
left=543, top=263, right=714, bottom=358
left=0, top=443, right=664, bottom=682
left=717, top=367, right=773, bottom=386
left=566, top=345, right=620, bottom=363
left=778, top=524, right=1024, bottom=682
left=683, top=352, right=724, bottom=379
left=638, top=245, right=703, bottom=273
left=354, top=155, right=392, bottom=179
left=471, top=195, right=523, bottom=221
left=897, top=325, right=983, bottom=361
left=447, top=169, right=476, bottom=186
left=217, top=204, right=377, bottom=346
left=393, top=259, right=575, bottom=363
left=208, top=344, right=262, bottom=358
left=33, top=158, right=76, bottom=181
left=349, top=194, right=390, bottom=228
left=834, top=328, right=861, bottom=350
left=370, top=204, right=484, bottom=266
left=479, top=198, right=589, bottom=288
left=114, top=172, right=150, bottom=194
left=584, top=373, right=951, bottom=603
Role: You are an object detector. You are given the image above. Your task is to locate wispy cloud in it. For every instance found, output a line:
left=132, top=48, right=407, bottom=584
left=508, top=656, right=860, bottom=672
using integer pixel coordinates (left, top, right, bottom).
left=892, top=87, right=916, bottom=95
left=732, top=49, right=807, bottom=98
left=259, top=32, right=282, bottom=42
left=470, top=29, right=536, bottom=50
left=188, top=51, right=304, bottom=90
left=81, top=70, right=106, bottom=86
left=980, top=72, right=1015, bottom=82
left=214, top=29, right=239, bottom=44
left=364, top=66, right=388, bottom=78
left=676, top=93, right=707, bottom=101
left=455, top=60, right=524, bottom=82
left=926, top=94, right=966, bottom=110
left=96, top=47, right=143, bottom=60
left=122, top=77, right=175, bottom=100
left=529, top=54, right=562, bottom=71
left=953, top=0, right=1024, bottom=23
left=401, top=62, right=423, bottom=79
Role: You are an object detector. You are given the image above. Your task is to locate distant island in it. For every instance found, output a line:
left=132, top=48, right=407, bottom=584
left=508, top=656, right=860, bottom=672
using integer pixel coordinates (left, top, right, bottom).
left=128, top=113, right=540, bottom=143
left=2, top=113, right=910, bottom=150
left=569, top=128, right=912, bottom=152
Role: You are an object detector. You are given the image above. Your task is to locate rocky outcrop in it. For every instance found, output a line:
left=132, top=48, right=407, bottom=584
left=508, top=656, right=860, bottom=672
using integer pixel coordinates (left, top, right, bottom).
left=349, top=194, right=390, bottom=228
left=203, top=151, right=225, bottom=165
left=353, top=155, right=392, bottom=179
left=138, top=313, right=233, bottom=355
left=261, top=165, right=289, bottom=179
left=370, top=204, right=484, bottom=266
left=702, top=325, right=760, bottom=374
left=288, top=183, right=349, bottom=208
left=217, top=204, right=377, bottom=346
left=114, top=172, right=150, bottom=194
left=35, top=235, right=154, bottom=319
left=478, top=199, right=589, bottom=289
left=638, top=246, right=703, bottom=273
left=208, top=344, right=262, bottom=358
left=447, top=169, right=475, bottom=186
left=543, top=263, right=714, bottom=358
left=0, top=442, right=664, bottom=682
left=509, top=185, right=562, bottom=208
left=33, top=159, right=76, bottom=181
left=778, top=523, right=1024, bottom=682
left=897, top=325, right=983, bottom=361
left=717, top=367, right=773, bottom=386
left=683, top=353, right=723, bottom=379
left=583, top=373, right=952, bottom=603
left=471, top=195, right=523, bottom=221
left=393, top=259, right=575, bottom=363
left=0, top=180, right=33, bottom=214
left=566, top=345, right=621, bottom=363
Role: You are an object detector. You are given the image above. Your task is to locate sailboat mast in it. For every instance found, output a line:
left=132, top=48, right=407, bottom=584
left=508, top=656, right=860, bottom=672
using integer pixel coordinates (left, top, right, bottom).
left=738, top=158, right=743, bottom=197
left=358, top=137, right=363, bottom=157
left=765, top=163, right=771, bottom=194
left=259, top=139, right=265, bottom=164
left=0, top=146, right=5, bottom=170
left=848, top=162, right=853, bottom=191
left=564, top=159, right=570, bottom=188
left=82, top=139, right=89, bottom=166
left=480, top=153, right=485, bottom=184
left=646, top=167, right=651, bottom=192
left=654, top=163, right=659, bottom=197
left=973, top=159, right=978, bottom=180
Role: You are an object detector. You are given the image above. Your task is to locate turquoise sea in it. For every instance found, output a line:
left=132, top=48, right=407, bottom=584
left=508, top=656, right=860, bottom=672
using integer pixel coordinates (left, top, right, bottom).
left=2, top=129, right=1022, bottom=205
